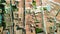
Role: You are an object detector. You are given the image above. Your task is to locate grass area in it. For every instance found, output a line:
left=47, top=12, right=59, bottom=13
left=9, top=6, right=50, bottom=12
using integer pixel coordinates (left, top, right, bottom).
left=32, top=0, right=37, bottom=9
left=32, top=0, right=36, bottom=6
left=43, top=7, right=47, bottom=11
left=35, top=28, right=43, bottom=33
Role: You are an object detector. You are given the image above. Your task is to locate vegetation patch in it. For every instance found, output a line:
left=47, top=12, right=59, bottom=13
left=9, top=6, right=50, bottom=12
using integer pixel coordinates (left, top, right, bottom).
left=35, top=28, right=43, bottom=33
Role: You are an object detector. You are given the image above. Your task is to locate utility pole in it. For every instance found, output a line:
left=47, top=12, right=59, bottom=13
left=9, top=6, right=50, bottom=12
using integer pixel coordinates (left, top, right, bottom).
left=10, top=0, right=14, bottom=34
left=40, top=0, right=47, bottom=34
left=23, top=0, right=26, bottom=34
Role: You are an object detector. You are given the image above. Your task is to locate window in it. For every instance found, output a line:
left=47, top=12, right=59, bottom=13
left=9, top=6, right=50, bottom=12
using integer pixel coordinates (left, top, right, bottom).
left=49, top=26, right=54, bottom=33
left=5, top=6, right=11, bottom=14
left=31, top=29, right=33, bottom=33
left=30, top=24, right=34, bottom=27
left=55, top=29, right=57, bottom=32
left=25, top=9, right=31, bottom=14
left=15, top=0, right=19, bottom=6
left=18, top=18, right=21, bottom=21
left=16, top=25, right=19, bottom=30
left=49, top=27, right=52, bottom=29
left=12, top=5, right=17, bottom=11
left=34, top=19, right=39, bottom=23
left=14, top=13, right=18, bottom=19
left=36, top=25, right=39, bottom=27
left=16, top=25, right=22, bottom=30
left=4, top=17, right=11, bottom=22
left=47, top=17, right=54, bottom=23
left=15, top=13, right=18, bottom=18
